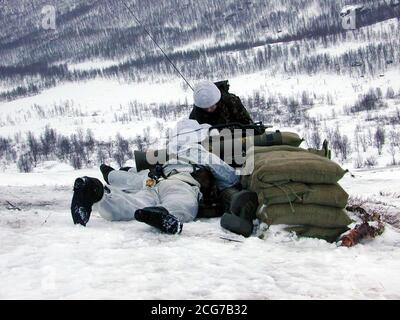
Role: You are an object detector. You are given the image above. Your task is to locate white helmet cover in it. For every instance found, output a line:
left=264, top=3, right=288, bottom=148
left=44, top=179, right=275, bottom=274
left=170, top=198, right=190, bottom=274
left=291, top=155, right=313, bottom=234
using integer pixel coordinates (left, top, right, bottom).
left=193, top=81, right=222, bottom=109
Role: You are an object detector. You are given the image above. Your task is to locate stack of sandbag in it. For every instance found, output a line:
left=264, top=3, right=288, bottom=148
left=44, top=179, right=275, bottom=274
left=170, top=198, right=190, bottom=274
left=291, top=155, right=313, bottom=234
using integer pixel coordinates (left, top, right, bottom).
left=245, top=145, right=353, bottom=243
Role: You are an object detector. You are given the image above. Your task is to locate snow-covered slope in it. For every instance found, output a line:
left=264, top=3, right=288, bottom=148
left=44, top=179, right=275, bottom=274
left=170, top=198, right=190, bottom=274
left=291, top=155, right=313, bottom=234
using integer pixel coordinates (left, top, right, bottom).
left=0, top=78, right=190, bottom=140
left=1, top=0, right=399, bottom=300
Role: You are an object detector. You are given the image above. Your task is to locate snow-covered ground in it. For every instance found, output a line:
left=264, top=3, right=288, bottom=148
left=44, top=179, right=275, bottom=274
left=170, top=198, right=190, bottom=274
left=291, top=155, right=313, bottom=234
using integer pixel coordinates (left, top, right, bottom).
left=0, top=164, right=399, bottom=300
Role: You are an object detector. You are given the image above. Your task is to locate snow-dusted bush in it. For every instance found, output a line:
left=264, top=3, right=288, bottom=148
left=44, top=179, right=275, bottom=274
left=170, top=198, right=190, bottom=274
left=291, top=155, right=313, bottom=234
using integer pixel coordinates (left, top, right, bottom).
left=96, top=148, right=107, bottom=164
left=388, top=130, right=400, bottom=148
left=386, top=87, right=395, bottom=99
left=301, top=91, right=314, bottom=106
left=113, top=152, right=125, bottom=167
left=85, top=129, right=96, bottom=154
left=350, top=89, right=387, bottom=113
left=26, top=131, right=41, bottom=165
left=364, top=155, right=378, bottom=168
left=113, top=134, right=133, bottom=167
left=280, top=96, right=305, bottom=125
left=331, top=127, right=351, bottom=161
left=21, top=128, right=122, bottom=169
left=132, top=135, right=150, bottom=152
left=388, top=144, right=397, bottom=166
left=388, top=130, right=399, bottom=166
left=70, top=131, right=87, bottom=164
left=0, top=138, right=12, bottom=158
left=56, top=136, right=71, bottom=160
left=395, top=108, right=400, bottom=125
left=326, top=93, right=334, bottom=106
left=374, top=127, right=385, bottom=155
left=309, top=127, right=321, bottom=149
left=17, top=153, right=33, bottom=173
left=354, top=154, right=364, bottom=169
left=40, top=126, right=57, bottom=159
left=70, top=154, right=83, bottom=170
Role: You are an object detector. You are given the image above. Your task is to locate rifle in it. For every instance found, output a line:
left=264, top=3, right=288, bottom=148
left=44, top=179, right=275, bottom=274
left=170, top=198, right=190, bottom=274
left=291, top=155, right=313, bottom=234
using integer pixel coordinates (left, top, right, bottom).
left=208, top=121, right=272, bottom=136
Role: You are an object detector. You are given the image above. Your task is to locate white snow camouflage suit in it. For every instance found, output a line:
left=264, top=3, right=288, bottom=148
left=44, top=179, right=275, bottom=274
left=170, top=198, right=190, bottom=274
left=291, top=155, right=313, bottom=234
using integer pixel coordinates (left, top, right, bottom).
left=95, top=120, right=239, bottom=223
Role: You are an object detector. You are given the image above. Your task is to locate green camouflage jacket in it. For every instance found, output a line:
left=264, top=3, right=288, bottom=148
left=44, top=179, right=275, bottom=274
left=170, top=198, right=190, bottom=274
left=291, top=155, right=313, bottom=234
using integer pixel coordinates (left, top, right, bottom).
left=189, top=92, right=253, bottom=127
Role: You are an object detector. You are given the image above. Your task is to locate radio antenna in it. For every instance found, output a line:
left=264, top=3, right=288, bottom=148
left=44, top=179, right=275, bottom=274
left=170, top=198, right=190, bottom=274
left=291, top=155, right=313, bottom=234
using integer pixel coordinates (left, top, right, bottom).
left=120, top=0, right=194, bottom=91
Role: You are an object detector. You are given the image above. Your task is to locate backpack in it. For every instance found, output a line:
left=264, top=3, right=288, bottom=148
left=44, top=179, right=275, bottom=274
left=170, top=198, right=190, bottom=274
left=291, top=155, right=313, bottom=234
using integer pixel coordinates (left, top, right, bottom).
left=214, top=80, right=230, bottom=95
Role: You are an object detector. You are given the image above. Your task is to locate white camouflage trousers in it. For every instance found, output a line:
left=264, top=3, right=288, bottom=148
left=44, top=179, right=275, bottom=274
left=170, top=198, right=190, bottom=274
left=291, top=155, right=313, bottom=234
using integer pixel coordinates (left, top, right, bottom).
left=94, top=170, right=200, bottom=223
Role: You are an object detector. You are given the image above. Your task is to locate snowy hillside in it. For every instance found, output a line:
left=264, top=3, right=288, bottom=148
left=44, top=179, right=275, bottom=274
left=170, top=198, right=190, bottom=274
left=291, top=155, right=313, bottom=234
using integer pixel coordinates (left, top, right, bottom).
left=0, top=0, right=400, bottom=300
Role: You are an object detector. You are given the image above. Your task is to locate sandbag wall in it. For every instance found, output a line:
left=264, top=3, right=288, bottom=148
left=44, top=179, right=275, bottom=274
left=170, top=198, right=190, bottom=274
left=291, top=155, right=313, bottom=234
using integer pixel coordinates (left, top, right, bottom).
left=245, top=145, right=353, bottom=243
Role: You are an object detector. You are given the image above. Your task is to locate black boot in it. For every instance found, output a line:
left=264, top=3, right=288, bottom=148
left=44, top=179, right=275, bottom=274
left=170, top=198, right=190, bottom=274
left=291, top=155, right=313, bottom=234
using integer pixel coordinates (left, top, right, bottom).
left=134, top=207, right=183, bottom=235
left=219, top=186, right=242, bottom=212
left=220, top=190, right=258, bottom=238
left=71, top=177, right=104, bottom=226
left=100, top=164, right=115, bottom=184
